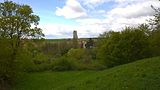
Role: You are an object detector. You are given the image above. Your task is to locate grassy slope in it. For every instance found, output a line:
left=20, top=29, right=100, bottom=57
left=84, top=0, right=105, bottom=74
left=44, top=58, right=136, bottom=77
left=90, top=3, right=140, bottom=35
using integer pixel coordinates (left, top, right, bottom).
left=13, top=57, right=160, bottom=90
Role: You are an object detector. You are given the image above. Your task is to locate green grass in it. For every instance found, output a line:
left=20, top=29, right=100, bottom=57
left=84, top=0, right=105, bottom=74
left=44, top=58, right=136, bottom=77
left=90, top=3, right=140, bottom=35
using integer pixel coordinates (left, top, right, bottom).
left=13, top=57, right=160, bottom=90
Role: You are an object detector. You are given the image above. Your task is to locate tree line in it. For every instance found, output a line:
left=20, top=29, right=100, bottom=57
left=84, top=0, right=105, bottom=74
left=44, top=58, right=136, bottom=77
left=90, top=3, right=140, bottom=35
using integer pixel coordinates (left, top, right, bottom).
left=95, top=4, right=160, bottom=67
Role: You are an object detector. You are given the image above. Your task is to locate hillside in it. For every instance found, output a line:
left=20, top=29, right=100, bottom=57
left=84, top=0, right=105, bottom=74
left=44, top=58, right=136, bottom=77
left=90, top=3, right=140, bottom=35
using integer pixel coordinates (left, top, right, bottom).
left=45, top=38, right=98, bottom=42
left=13, top=57, right=160, bottom=90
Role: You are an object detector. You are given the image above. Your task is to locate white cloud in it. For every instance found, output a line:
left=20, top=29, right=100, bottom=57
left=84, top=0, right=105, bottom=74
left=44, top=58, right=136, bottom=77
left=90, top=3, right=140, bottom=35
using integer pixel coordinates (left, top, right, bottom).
left=45, top=0, right=160, bottom=38
left=40, top=22, right=107, bottom=39
left=104, top=16, right=154, bottom=30
left=80, top=0, right=111, bottom=9
left=107, top=0, right=159, bottom=18
left=76, top=18, right=103, bottom=25
left=103, top=0, right=160, bottom=31
left=55, top=0, right=87, bottom=19
left=72, top=0, right=159, bottom=32
left=40, top=23, right=74, bottom=38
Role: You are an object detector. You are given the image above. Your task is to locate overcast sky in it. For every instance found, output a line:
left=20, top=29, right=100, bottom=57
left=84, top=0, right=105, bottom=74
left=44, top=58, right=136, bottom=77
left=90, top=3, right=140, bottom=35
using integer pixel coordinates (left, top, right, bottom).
left=1, top=0, right=160, bottom=39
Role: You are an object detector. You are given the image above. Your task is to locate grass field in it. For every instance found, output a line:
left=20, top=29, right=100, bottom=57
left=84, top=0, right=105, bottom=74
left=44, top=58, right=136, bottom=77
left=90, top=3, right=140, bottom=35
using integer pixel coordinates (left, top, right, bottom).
left=13, top=57, right=160, bottom=90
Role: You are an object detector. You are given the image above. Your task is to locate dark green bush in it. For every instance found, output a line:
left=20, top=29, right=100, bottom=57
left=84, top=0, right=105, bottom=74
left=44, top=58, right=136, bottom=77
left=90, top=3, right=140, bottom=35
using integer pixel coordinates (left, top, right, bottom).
left=0, top=39, right=19, bottom=89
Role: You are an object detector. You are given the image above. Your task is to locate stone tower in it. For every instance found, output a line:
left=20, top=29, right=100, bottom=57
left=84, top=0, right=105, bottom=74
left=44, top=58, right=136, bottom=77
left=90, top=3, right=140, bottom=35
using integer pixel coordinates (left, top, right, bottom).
left=73, top=30, right=78, bottom=48
left=73, top=30, right=78, bottom=39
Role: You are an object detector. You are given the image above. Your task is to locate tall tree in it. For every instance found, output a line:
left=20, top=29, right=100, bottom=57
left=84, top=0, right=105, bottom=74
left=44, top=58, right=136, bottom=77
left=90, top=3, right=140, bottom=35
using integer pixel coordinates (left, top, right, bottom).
left=150, top=1, right=160, bottom=30
left=149, top=1, right=160, bottom=56
left=0, top=1, right=44, bottom=87
left=0, top=1, right=44, bottom=60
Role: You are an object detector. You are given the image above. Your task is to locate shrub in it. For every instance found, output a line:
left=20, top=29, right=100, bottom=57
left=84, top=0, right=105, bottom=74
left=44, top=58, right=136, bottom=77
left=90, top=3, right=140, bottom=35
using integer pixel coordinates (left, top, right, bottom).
left=67, top=48, right=105, bottom=70
left=51, top=56, right=77, bottom=71
left=67, top=48, right=92, bottom=64
left=16, top=47, right=52, bottom=72
left=0, top=39, right=18, bottom=88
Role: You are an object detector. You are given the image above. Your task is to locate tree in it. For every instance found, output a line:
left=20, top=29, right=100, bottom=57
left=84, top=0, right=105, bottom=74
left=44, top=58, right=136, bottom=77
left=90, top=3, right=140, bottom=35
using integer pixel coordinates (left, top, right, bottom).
left=0, top=1, right=44, bottom=88
left=150, top=3, right=160, bottom=30
left=96, top=31, right=121, bottom=67
left=0, top=1, right=44, bottom=61
left=96, top=25, right=150, bottom=68
left=149, top=1, right=160, bottom=56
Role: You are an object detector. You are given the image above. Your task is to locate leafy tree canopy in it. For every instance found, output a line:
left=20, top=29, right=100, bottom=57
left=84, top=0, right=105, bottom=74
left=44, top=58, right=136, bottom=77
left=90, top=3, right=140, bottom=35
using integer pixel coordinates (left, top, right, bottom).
left=0, top=1, right=44, bottom=39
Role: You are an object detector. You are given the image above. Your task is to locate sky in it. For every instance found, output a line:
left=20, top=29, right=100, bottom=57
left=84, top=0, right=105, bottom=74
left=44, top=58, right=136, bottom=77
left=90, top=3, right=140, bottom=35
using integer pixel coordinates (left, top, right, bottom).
left=1, top=0, right=160, bottom=39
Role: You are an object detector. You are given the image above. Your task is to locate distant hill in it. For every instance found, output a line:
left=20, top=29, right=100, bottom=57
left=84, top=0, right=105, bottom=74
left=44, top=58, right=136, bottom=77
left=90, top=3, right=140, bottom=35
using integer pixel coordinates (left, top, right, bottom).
left=14, top=57, right=160, bottom=90
left=45, top=38, right=98, bottom=43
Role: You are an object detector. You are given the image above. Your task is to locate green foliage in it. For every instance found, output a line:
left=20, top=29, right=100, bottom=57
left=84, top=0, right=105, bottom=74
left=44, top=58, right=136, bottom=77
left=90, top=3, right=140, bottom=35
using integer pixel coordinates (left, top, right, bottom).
left=95, top=2, right=160, bottom=68
left=149, top=29, right=160, bottom=56
left=148, top=1, right=160, bottom=56
left=1, top=1, right=160, bottom=89
left=96, top=26, right=151, bottom=67
left=0, top=1, right=44, bottom=88
left=33, top=53, right=49, bottom=64
left=67, top=48, right=105, bottom=70
left=13, top=57, right=160, bottom=90
left=51, top=56, right=77, bottom=71
left=0, top=39, right=16, bottom=87
left=0, top=1, right=44, bottom=39
left=15, top=42, right=52, bottom=72
left=0, top=0, right=44, bottom=62
left=16, top=48, right=35, bottom=72
left=67, top=48, right=92, bottom=64
left=150, top=4, right=160, bottom=30
left=41, top=41, right=72, bottom=58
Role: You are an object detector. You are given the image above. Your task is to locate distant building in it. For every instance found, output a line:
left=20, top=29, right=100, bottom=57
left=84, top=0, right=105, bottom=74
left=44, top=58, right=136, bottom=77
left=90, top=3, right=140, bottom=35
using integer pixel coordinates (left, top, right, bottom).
left=85, top=38, right=94, bottom=48
left=80, top=40, right=86, bottom=48
left=73, top=30, right=78, bottom=48
left=72, top=31, right=95, bottom=49
left=73, top=30, right=78, bottom=39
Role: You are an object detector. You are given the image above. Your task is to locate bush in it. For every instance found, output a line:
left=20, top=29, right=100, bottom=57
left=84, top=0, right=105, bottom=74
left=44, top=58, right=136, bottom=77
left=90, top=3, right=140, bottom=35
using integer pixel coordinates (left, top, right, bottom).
left=16, top=47, right=52, bottom=72
left=51, top=56, right=77, bottom=71
left=67, top=48, right=105, bottom=70
left=0, top=39, right=19, bottom=89
left=67, top=48, right=92, bottom=64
